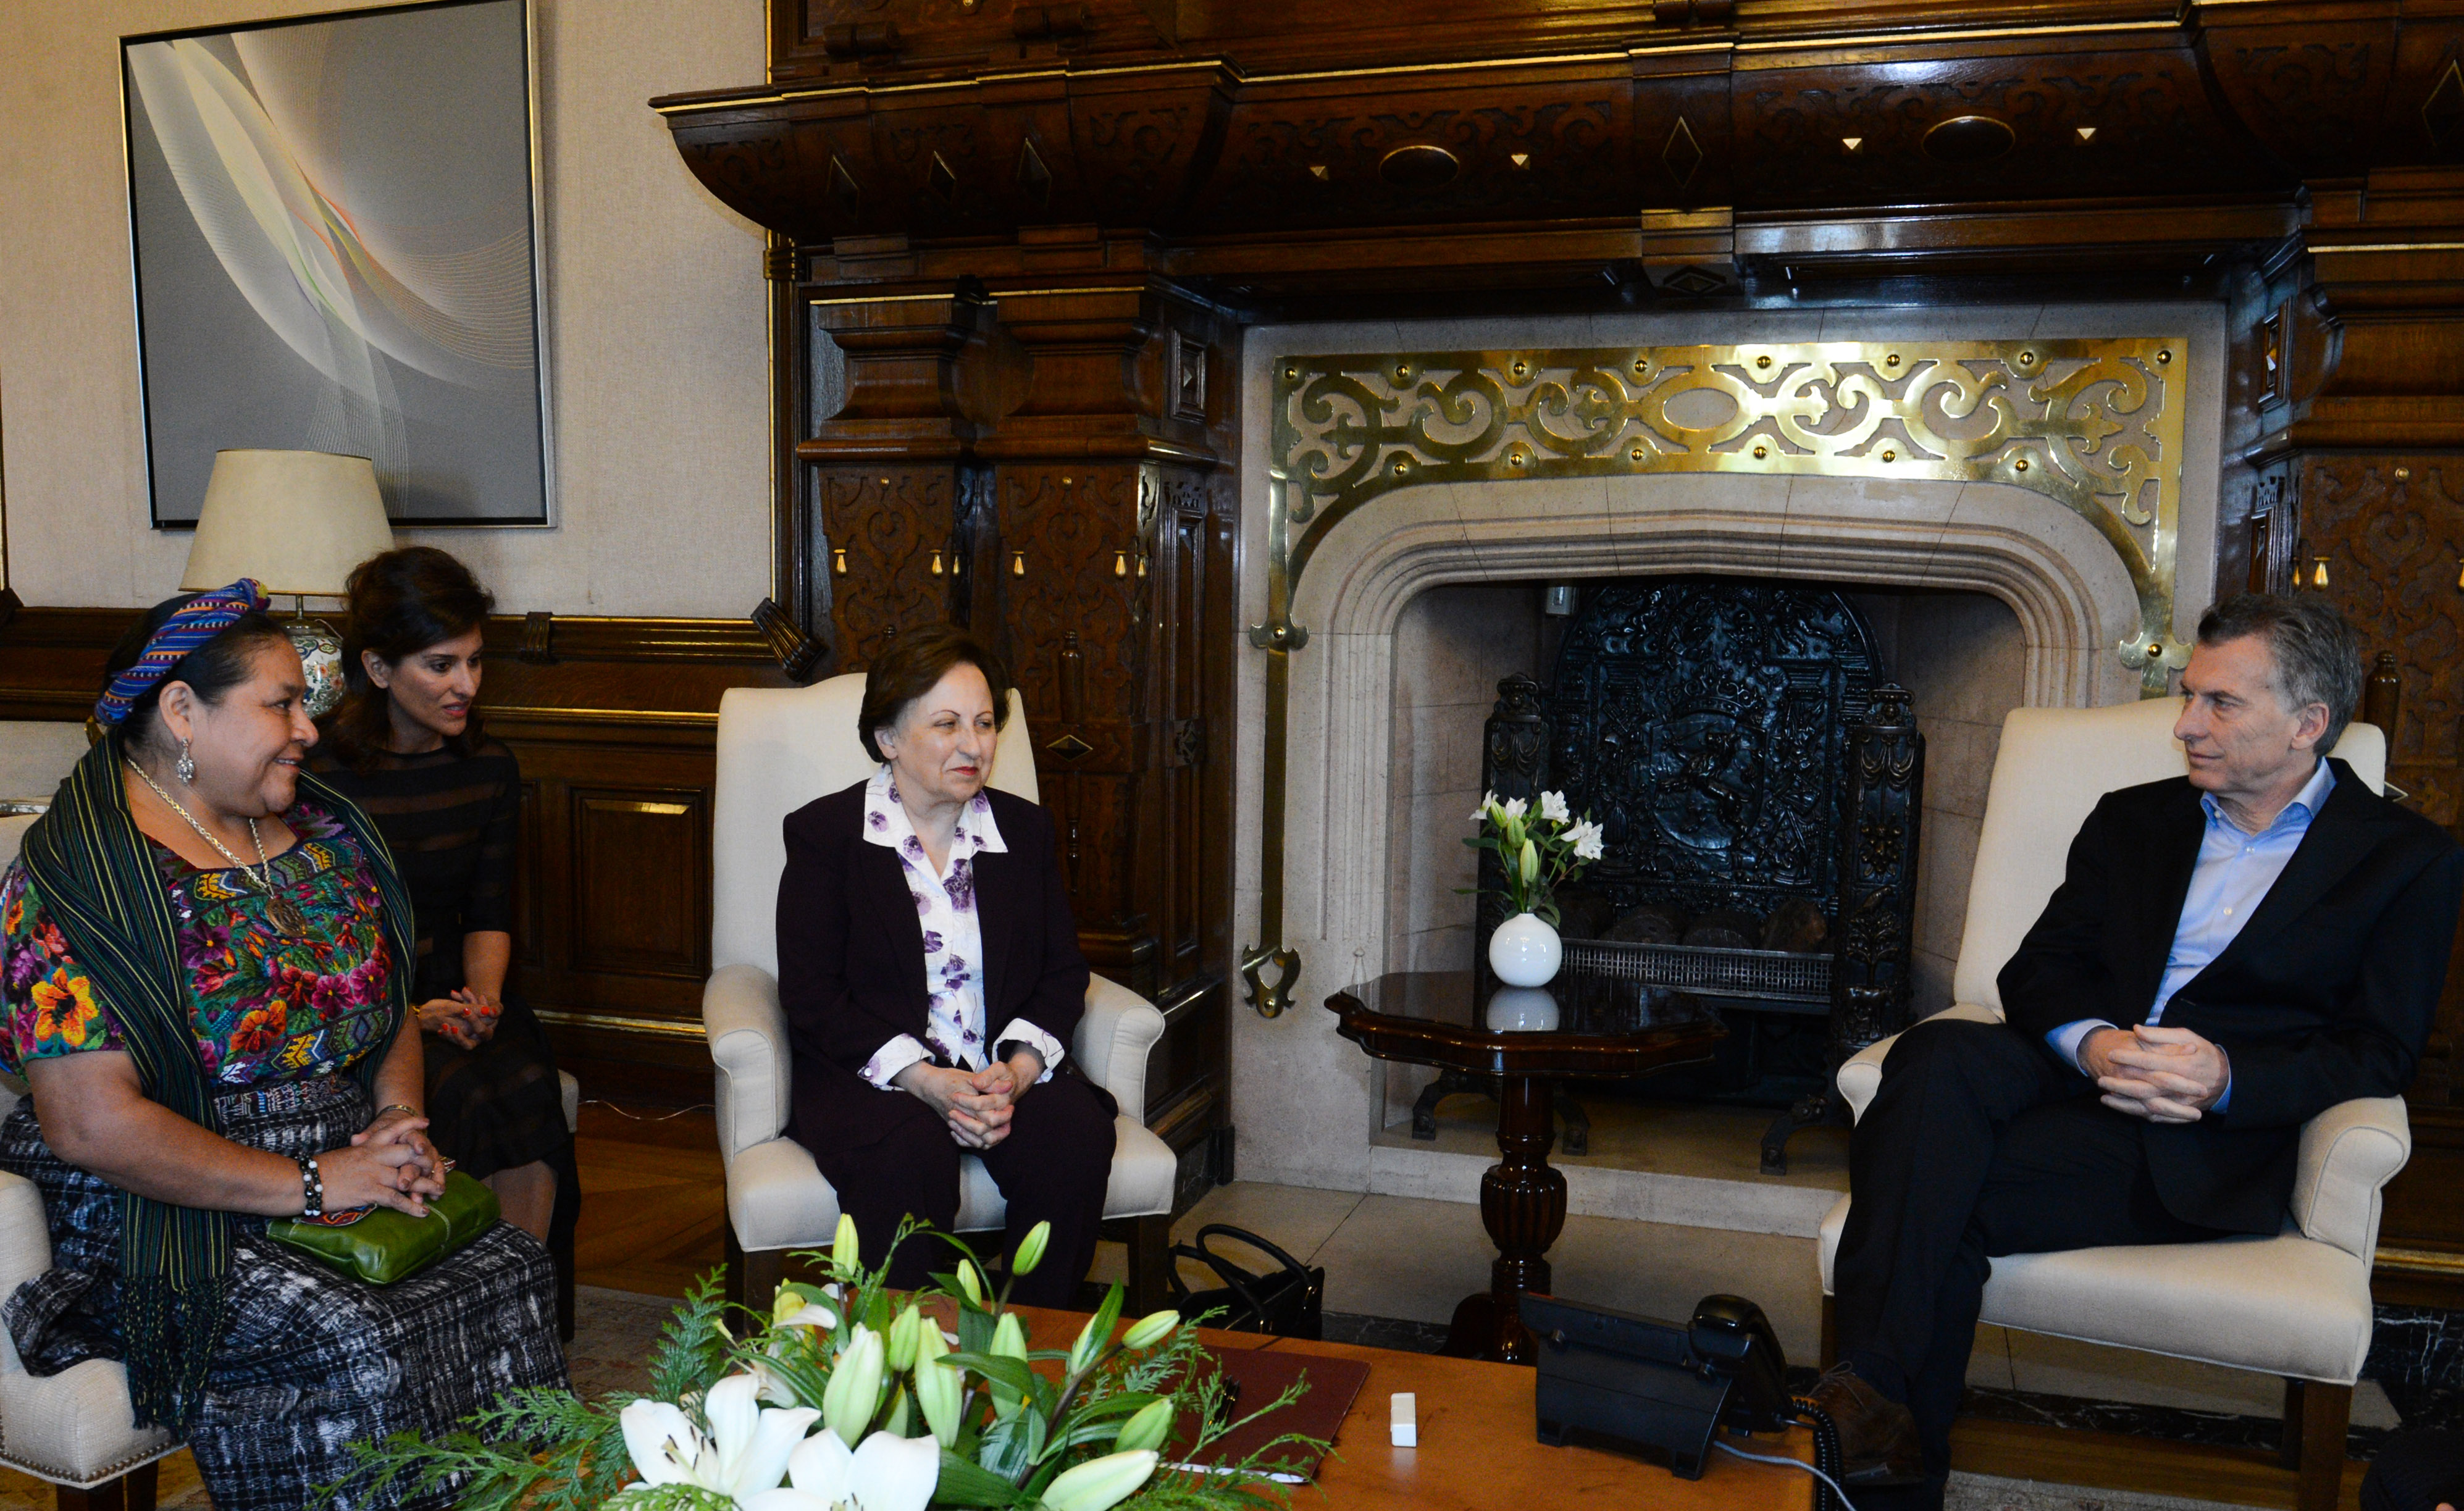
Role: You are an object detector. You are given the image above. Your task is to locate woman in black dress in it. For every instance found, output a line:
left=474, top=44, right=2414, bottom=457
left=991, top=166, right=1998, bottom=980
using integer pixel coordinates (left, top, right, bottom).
left=311, top=548, right=577, bottom=1277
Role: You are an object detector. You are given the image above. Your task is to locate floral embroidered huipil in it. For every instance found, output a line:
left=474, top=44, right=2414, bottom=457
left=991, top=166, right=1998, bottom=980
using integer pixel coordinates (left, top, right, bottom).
left=856, top=764, right=1065, bottom=1089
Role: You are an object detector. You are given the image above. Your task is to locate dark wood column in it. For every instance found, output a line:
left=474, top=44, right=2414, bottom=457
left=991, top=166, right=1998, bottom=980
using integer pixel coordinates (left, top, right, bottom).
left=776, top=261, right=1238, bottom=1171
left=2229, top=169, right=2464, bottom=1283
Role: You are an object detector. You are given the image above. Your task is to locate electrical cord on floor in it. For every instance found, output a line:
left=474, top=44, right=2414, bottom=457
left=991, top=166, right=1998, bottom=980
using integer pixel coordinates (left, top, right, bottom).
left=1712, top=1397, right=1856, bottom=1511
left=579, top=1099, right=715, bottom=1121
left=1715, top=1439, right=1859, bottom=1511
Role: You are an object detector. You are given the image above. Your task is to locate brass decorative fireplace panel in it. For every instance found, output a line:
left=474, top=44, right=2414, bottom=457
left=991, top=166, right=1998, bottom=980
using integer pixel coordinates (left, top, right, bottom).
left=1241, top=338, right=2187, bottom=1015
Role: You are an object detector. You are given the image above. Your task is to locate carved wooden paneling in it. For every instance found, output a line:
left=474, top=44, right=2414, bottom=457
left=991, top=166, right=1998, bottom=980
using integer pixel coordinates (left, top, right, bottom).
left=2301, top=459, right=2464, bottom=814
left=571, top=789, right=711, bottom=979
left=816, top=465, right=962, bottom=669
left=1736, top=47, right=2278, bottom=211
left=994, top=466, right=1141, bottom=725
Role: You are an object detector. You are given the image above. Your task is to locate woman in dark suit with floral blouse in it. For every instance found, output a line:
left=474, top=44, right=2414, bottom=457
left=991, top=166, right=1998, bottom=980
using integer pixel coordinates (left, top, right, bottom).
left=775, top=624, right=1117, bottom=1305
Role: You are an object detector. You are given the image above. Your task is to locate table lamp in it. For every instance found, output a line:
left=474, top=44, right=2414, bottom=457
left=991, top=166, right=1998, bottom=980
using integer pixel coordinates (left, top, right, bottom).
left=181, top=449, right=396, bottom=718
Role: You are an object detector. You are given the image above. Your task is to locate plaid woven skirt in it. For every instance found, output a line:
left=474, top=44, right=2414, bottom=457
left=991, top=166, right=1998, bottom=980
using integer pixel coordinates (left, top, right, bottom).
left=0, top=1074, right=569, bottom=1511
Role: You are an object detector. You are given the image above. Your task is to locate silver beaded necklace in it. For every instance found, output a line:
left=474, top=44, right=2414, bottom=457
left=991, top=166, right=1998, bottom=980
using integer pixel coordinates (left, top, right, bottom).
left=125, top=759, right=307, bottom=937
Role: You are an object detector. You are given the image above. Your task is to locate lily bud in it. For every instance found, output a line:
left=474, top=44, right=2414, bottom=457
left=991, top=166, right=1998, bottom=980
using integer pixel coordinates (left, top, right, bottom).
left=1013, top=1221, right=1051, bottom=1277
left=882, top=1385, right=913, bottom=1439
left=956, top=1260, right=986, bottom=1308
left=1114, top=1397, right=1175, bottom=1455
left=886, top=1304, right=923, bottom=1373
left=1041, top=1450, right=1159, bottom=1511
left=989, top=1312, right=1029, bottom=1418
left=1068, top=1312, right=1103, bottom=1376
left=832, top=1213, right=860, bottom=1275
left=1120, top=1310, right=1179, bottom=1350
left=1519, top=837, right=1539, bottom=885
left=821, top=1325, right=884, bottom=1443
left=914, top=1325, right=963, bottom=1448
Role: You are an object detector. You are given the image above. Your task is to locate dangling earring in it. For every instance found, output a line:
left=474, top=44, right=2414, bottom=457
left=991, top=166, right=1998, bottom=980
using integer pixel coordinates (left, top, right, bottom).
left=175, top=738, right=196, bottom=785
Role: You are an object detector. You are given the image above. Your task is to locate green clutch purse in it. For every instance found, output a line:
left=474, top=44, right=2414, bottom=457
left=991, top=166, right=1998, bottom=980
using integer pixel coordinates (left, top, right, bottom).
left=267, top=1170, right=501, bottom=1286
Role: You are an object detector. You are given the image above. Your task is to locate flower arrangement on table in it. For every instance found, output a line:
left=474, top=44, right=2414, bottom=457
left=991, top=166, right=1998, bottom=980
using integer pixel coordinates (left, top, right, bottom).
left=1462, top=789, right=1605, bottom=926
left=340, top=1218, right=1324, bottom=1511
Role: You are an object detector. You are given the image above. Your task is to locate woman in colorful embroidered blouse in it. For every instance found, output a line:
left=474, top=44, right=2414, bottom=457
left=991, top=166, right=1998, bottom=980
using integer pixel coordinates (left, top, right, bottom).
left=0, top=585, right=564, bottom=1511
left=776, top=624, right=1118, bottom=1308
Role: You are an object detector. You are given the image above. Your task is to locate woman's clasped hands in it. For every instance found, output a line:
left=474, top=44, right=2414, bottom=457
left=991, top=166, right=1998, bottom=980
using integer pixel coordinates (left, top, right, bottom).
left=414, top=990, right=503, bottom=1050
left=322, top=1106, right=447, bottom=1216
left=893, top=1050, right=1044, bottom=1151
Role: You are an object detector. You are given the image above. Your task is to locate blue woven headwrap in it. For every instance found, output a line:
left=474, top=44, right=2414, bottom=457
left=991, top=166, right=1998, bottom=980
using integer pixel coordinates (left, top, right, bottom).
left=93, top=579, right=269, bottom=727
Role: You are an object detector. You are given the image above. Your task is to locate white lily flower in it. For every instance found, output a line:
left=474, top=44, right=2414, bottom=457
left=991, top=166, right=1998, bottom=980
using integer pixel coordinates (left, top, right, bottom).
left=619, top=1399, right=706, bottom=1488
left=621, top=1374, right=819, bottom=1501
left=1539, top=790, right=1570, bottom=823
left=740, top=1428, right=941, bottom=1511
left=1568, top=819, right=1605, bottom=861
left=777, top=1302, right=840, bottom=1333
left=1469, top=790, right=1499, bottom=823
left=1498, top=796, right=1528, bottom=819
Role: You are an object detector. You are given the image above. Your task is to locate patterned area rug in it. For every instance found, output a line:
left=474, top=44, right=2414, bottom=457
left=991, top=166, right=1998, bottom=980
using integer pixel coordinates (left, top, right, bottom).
left=1945, top=1472, right=2268, bottom=1511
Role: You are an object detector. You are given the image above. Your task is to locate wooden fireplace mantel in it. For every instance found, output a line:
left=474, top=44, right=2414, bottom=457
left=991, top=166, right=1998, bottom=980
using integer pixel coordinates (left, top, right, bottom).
left=653, top=2, right=2460, bottom=302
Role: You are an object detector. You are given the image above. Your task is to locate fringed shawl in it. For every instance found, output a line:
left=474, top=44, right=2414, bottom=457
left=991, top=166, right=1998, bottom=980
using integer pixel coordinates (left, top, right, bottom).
left=16, top=735, right=413, bottom=1430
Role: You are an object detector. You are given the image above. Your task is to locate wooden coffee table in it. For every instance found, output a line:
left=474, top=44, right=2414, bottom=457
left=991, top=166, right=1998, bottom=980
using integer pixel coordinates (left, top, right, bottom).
left=1326, top=970, right=1727, bottom=1363
left=1014, top=1307, right=1816, bottom=1511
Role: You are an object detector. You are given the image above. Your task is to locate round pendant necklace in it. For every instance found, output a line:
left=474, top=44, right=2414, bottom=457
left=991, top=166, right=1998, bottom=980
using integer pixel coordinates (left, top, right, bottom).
left=125, top=760, right=307, bottom=937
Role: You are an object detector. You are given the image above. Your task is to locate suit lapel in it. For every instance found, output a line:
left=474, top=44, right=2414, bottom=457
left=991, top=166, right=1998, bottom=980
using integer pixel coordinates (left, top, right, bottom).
left=973, top=844, right=1015, bottom=1018
left=2131, top=783, right=2210, bottom=1021
left=2199, top=760, right=2387, bottom=979
left=854, top=839, right=930, bottom=1008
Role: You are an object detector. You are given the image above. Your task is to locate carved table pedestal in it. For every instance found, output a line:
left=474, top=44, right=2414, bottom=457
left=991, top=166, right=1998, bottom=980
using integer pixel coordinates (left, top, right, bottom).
left=1325, top=971, right=1725, bottom=1364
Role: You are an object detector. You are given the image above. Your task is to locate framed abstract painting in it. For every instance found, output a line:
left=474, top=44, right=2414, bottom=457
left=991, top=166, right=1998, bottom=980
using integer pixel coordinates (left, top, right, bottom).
left=122, top=0, right=553, bottom=527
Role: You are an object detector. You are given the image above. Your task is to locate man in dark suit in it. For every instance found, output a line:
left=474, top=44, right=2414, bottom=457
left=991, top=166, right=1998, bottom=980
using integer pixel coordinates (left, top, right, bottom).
left=1814, top=593, right=2464, bottom=1507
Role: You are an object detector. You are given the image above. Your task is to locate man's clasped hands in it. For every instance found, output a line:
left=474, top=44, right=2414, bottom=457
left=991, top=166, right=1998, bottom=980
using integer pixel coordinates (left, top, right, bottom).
left=2079, top=1023, right=2233, bottom=1124
left=893, top=1049, right=1048, bottom=1150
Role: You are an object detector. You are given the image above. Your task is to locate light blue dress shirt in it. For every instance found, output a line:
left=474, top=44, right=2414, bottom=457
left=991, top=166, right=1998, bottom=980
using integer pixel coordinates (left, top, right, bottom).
left=2047, top=758, right=2336, bottom=1113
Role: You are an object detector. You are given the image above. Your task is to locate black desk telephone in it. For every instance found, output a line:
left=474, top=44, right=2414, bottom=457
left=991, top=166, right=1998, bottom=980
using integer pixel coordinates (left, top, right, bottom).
left=1520, top=1292, right=1795, bottom=1478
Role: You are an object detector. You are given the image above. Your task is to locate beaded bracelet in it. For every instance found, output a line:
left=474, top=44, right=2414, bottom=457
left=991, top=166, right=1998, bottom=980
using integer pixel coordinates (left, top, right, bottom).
left=376, top=1103, right=421, bottom=1120
left=297, top=1155, right=323, bottom=1219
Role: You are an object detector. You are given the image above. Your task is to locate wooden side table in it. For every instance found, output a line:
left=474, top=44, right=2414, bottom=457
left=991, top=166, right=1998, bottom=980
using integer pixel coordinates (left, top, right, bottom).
left=1325, top=971, right=1725, bottom=1363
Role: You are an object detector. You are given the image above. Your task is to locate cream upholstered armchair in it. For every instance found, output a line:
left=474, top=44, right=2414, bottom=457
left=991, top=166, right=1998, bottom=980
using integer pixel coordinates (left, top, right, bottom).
left=1817, top=699, right=2397, bottom=1511
left=705, top=674, right=1176, bottom=1312
left=0, top=1080, right=180, bottom=1511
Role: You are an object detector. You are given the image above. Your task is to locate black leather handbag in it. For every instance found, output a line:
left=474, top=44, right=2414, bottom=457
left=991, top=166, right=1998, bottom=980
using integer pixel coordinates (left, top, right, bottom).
left=1166, top=1224, right=1326, bottom=1340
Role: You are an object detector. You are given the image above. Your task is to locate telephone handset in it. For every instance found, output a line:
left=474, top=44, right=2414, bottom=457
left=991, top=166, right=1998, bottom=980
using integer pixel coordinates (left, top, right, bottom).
left=1688, top=1294, right=1793, bottom=1433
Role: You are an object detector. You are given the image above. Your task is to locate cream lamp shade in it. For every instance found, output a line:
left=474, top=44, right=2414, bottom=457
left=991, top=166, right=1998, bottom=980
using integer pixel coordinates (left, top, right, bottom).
left=179, top=449, right=396, bottom=597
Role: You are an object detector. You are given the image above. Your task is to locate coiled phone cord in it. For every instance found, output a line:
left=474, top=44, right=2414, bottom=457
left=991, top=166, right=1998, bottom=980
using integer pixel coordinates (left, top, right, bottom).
left=1712, top=1397, right=1857, bottom=1511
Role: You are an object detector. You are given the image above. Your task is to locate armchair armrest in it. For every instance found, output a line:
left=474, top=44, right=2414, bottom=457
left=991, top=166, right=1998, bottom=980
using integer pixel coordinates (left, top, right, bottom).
left=1075, top=975, right=1164, bottom=1122
left=0, top=1170, right=49, bottom=1375
left=2290, top=1095, right=2409, bottom=1263
left=1837, top=1003, right=2005, bottom=1122
left=705, top=964, right=789, bottom=1163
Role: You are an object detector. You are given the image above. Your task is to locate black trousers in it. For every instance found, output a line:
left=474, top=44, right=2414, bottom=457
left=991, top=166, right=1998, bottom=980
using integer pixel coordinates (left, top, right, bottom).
left=2361, top=1429, right=2464, bottom=1511
left=817, top=1071, right=1115, bottom=1308
left=1834, top=1016, right=2226, bottom=1504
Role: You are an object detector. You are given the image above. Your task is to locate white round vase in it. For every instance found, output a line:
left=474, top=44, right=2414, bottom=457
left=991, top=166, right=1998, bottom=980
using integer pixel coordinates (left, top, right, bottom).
left=1485, top=986, right=1562, bottom=1033
left=1488, top=911, right=1563, bottom=987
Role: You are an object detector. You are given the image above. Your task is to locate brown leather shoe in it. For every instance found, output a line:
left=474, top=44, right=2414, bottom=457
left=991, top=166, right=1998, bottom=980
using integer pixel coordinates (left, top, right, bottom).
left=1803, top=1363, right=1926, bottom=1488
